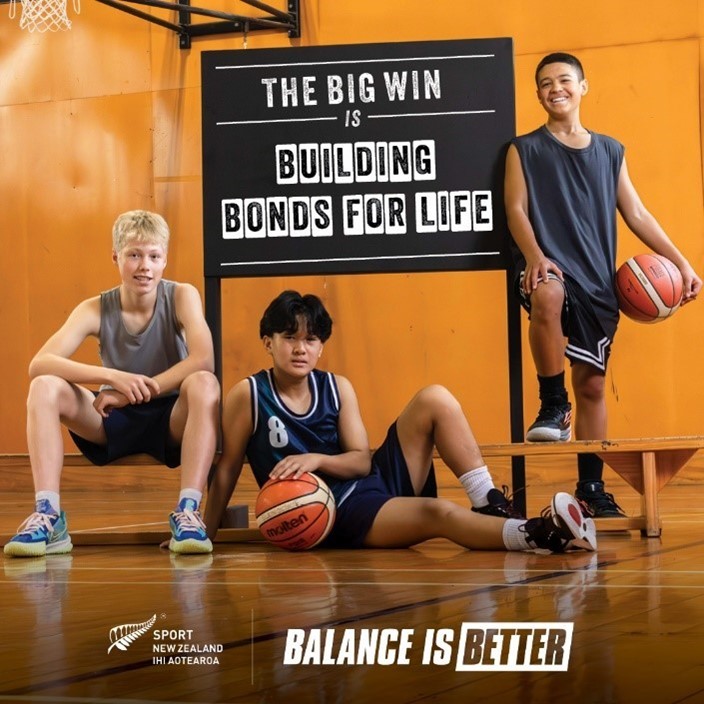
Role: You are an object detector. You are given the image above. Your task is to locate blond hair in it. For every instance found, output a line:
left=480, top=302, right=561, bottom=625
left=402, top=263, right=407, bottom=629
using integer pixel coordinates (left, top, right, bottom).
left=112, top=210, right=170, bottom=253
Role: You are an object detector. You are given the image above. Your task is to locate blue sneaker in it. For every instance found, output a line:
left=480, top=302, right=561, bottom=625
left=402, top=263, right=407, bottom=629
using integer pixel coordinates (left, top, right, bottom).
left=168, top=498, right=213, bottom=554
left=4, top=500, right=73, bottom=558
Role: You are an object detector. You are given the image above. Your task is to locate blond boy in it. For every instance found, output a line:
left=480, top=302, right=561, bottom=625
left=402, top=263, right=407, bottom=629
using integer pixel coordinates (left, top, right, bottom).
left=5, top=210, right=219, bottom=557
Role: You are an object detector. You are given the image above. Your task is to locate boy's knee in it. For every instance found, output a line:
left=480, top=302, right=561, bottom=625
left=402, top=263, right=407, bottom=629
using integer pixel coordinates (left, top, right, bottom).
left=573, top=375, right=605, bottom=403
left=182, top=370, right=220, bottom=403
left=528, top=282, right=564, bottom=318
left=27, top=375, right=68, bottom=407
left=404, top=385, right=463, bottom=432
left=415, top=384, right=458, bottom=412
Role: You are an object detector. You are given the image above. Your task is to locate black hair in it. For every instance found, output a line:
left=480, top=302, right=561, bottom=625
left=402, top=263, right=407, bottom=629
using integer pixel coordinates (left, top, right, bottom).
left=259, top=290, right=333, bottom=343
left=535, top=52, right=584, bottom=85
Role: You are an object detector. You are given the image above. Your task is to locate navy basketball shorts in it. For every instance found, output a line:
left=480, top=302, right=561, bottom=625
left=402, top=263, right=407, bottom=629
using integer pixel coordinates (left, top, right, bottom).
left=69, top=394, right=181, bottom=467
left=517, top=271, right=617, bottom=372
left=323, top=422, right=437, bottom=549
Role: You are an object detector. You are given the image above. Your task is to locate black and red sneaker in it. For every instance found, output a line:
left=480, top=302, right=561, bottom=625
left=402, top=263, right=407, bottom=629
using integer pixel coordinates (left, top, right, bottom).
left=472, top=486, right=524, bottom=519
left=520, top=492, right=597, bottom=553
left=576, top=480, right=626, bottom=518
left=526, top=402, right=572, bottom=442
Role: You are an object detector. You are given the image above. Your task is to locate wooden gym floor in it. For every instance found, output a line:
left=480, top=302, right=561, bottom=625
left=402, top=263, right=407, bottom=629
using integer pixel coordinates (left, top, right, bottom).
left=2, top=458, right=704, bottom=704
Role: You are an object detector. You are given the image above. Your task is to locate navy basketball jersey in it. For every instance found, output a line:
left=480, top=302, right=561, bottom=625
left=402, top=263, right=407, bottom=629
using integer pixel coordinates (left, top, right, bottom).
left=246, top=369, right=358, bottom=505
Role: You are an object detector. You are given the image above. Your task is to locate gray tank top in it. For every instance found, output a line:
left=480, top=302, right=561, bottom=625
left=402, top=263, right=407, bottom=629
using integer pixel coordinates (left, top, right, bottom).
left=99, top=280, right=188, bottom=388
left=512, top=126, right=625, bottom=320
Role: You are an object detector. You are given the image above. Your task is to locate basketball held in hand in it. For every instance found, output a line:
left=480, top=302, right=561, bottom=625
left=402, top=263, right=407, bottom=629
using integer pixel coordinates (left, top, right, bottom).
left=255, top=473, right=336, bottom=551
left=615, top=254, right=683, bottom=323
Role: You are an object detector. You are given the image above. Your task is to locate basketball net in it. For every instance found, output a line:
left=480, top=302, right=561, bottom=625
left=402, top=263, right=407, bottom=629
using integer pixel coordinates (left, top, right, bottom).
left=9, top=0, right=80, bottom=32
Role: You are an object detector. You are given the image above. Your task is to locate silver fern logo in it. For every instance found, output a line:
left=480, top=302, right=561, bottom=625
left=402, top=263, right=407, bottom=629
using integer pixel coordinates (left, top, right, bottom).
left=108, top=614, right=157, bottom=654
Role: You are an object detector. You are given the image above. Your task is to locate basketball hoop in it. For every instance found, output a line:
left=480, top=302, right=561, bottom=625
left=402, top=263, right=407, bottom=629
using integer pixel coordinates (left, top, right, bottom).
left=9, top=0, right=80, bottom=32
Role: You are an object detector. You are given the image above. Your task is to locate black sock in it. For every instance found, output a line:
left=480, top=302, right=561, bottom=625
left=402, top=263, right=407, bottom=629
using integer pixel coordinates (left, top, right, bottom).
left=577, top=453, right=603, bottom=483
left=537, top=372, right=568, bottom=406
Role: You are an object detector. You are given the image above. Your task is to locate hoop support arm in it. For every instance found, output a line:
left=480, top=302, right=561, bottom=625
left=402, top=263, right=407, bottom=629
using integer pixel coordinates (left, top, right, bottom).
left=91, top=0, right=299, bottom=48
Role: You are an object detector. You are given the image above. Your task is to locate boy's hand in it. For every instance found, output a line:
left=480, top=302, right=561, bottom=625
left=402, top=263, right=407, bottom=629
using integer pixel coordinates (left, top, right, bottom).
left=93, top=389, right=130, bottom=418
left=523, top=256, right=564, bottom=294
left=270, top=453, right=322, bottom=480
left=679, top=263, right=702, bottom=306
left=108, top=370, right=160, bottom=403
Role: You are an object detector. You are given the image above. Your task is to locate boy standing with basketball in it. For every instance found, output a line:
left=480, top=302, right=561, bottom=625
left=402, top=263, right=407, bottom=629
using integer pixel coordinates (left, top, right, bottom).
left=205, top=290, right=597, bottom=554
left=505, top=53, right=701, bottom=516
left=4, top=210, right=220, bottom=557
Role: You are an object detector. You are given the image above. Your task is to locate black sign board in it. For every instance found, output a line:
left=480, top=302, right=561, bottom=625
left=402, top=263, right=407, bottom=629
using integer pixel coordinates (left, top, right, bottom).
left=201, top=38, right=515, bottom=277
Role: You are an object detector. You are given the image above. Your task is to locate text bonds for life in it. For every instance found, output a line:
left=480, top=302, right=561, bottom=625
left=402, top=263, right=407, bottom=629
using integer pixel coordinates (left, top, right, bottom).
left=221, top=191, right=492, bottom=239
left=220, top=139, right=493, bottom=238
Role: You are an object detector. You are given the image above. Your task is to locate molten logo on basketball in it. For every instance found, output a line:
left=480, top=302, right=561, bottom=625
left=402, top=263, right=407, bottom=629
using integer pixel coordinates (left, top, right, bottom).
left=266, top=513, right=309, bottom=537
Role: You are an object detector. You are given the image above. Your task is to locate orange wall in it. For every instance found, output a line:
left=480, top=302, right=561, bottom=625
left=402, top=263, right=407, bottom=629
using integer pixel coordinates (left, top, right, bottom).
left=1, top=0, right=703, bottom=454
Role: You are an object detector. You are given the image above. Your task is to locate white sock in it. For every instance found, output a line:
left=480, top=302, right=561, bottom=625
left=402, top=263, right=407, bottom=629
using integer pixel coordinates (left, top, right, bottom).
left=35, top=490, right=60, bottom=514
left=178, top=488, right=203, bottom=509
left=502, top=519, right=531, bottom=551
left=458, top=465, right=494, bottom=507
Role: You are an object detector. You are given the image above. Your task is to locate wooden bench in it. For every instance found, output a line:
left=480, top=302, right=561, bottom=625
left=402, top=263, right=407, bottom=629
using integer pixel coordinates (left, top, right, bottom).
left=3, top=436, right=704, bottom=542
left=479, top=437, right=704, bottom=537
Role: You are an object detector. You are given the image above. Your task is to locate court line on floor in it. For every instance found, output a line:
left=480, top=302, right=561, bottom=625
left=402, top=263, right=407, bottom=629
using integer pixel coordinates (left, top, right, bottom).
left=0, top=697, right=200, bottom=704
left=53, top=563, right=704, bottom=575
left=4, top=579, right=702, bottom=588
left=5, top=516, right=704, bottom=534
left=71, top=522, right=168, bottom=533
left=7, top=565, right=704, bottom=576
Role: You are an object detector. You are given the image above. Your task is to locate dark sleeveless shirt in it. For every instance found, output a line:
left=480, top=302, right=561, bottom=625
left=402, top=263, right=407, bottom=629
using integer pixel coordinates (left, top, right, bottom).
left=512, top=126, right=625, bottom=321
